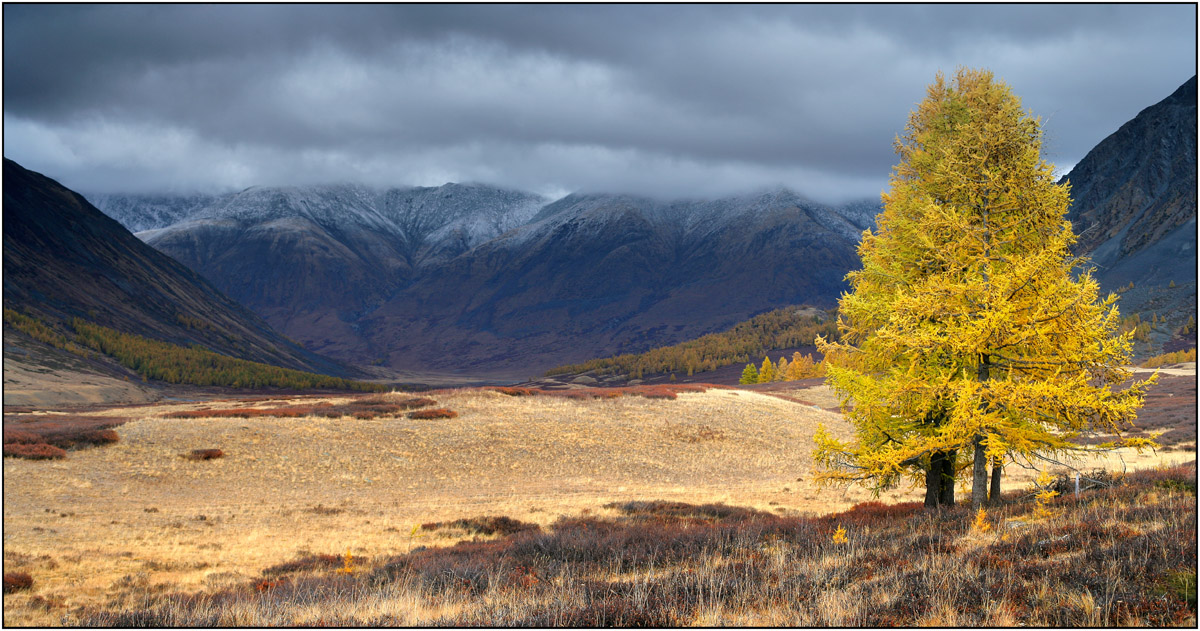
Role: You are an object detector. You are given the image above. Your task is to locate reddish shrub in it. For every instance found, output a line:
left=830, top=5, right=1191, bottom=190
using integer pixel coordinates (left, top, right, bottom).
left=490, top=387, right=536, bottom=396
left=184, top=449, right=224, bottom=461
left=408, top=408, right=458, bottom=420
left=3, top=443, right=67, bottom=460
left=3, top=572, right=33, bottom=593
left=2, top=430, right=42, bottom=444
left=4, top=417, right=126, bottom=451
left=46, top=428, right=119, bottom=448
left=640, top=387, right=678, bottom=400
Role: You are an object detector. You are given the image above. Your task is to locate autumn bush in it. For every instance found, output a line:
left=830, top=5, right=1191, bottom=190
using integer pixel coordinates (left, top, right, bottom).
left=3, top=572, right=33, bottom=594
left=2, top=416, right=125, bottom=456
left=408, top=408, right=458, bottom=420
left=3, top=443, right=67, bottom=460
left=2, top=429, right=42, bottom=444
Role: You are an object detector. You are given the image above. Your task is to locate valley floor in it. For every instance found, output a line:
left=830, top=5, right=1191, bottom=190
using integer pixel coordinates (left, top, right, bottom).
left=2, top=375, right=1195, bottom=625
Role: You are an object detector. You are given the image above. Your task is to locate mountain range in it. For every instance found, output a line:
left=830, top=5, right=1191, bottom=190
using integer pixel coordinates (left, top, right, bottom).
left=90, top=184, right=876, bottom=376
left=77, top=75, right=1196, bottom=378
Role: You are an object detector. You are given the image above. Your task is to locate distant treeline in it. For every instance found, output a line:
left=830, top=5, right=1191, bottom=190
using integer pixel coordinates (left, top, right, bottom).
left=70, top=319, right=384, bottom=391
left=3, top=309, right=93, bottom=357
left=546, top=306, right=839, bottom=379
left=4, top=308, right=382, bottom=391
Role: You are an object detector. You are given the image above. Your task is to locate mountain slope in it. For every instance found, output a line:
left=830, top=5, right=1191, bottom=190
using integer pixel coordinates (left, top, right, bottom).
left=2, top=159, right=352, bottom=378
left=126, top=183, right=547, bottom=361
left=101, top=184, right=874, bottom=376
left=1063, top=75, right=1197, bottom=290
left=358, top=190, right=872, bottom=374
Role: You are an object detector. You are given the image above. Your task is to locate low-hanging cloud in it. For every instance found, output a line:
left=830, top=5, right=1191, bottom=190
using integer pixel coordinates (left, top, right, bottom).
left=3, top=4, right=1194, bottom=202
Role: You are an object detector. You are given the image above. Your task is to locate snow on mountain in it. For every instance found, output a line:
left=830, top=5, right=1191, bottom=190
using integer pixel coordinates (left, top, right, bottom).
left=85, top=192, right=217, bottom=232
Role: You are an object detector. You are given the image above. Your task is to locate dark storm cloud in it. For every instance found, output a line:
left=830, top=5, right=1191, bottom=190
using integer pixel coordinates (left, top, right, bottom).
left=4, top=4, right=1195, bottom=200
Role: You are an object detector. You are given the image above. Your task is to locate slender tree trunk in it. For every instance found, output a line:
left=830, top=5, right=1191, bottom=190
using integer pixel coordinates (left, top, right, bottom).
left=988, top=457, right=1002, bottom=505
left=971, top=435, right=988, bottom=509
left=972, top=353, right=991, bottom=510
left=924, top=452, right=944, bottom=508
left=939, top=449, right=956, bottom=506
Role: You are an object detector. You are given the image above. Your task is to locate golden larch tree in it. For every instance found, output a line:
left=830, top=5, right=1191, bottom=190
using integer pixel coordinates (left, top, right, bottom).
left=814, top=68, right=1156, bottom=509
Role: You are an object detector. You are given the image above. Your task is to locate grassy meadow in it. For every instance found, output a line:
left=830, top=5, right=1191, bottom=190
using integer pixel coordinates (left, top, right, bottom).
left=3, top=378, right=1196, bottom=626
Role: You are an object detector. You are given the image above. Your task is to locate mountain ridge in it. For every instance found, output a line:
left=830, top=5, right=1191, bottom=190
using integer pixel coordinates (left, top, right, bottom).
left=89, top=182, right=877, bottom=374
left=2, top=158, right=356, bottom=380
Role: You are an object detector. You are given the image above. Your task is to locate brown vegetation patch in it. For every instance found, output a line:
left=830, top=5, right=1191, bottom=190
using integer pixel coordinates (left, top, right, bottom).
left=304, top=504, right=344, bottom=516
left=164, top=395, right=438, bottom=421
left=603, top=500, right=774, bottom=525
left=3, top=572, right=33, bottom=594
left=183, top=449, right=224, bottom=461
left=419, top=516, right=541, bottom=537
left=408, top=408, right=458, bottom=420
left=488, top=386, right=536, bottom=396
left=2, top=415, right=125, bottom=452
left=261, top=554, right=343, bottom=577
left=3, top=443, right=67, bottom=460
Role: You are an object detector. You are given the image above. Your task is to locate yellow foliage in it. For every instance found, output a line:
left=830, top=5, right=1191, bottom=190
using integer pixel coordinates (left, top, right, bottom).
left=545, top=305, right=838, bottom=378
left=1142, top=348, right=1196, bottom=368
left=831, top=525, right=849, bottom=545
left=812, top=68, right=1155, bottom=501
left=1032, top=470, right=1059, bottom=519
left=336, top=550, right=356, bottom=575
left=972, top=507, right=992, bottom=533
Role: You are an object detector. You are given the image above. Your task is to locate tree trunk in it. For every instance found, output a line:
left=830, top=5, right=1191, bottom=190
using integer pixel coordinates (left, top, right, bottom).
left=925, top=452, right=944, bottom=509
left=972, top=353, right=991, bottom=510
left=939, top=449, right=956, bottom=506
left=988, top=457, right=1002, bottom=505
left=971, top=435, right=988, bottom=509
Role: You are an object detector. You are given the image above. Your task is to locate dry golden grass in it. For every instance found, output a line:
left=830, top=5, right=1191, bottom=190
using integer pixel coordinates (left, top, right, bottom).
left=2, top=383, right=1194, bottom=625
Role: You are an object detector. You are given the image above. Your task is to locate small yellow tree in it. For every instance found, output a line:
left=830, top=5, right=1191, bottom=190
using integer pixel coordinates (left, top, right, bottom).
left=814, top=68, right=1155, bottom=510
left=758, top=356, right=776, bottom=383
left=775, top=356, right=789, bottom=381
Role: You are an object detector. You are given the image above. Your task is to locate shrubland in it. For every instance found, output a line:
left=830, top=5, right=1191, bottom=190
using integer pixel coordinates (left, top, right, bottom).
left=63, top=462, right=1197, bottom=626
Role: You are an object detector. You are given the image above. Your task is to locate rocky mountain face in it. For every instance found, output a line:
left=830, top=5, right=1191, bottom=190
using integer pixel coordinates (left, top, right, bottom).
left=1063, top=75, right=1197, bottom=291
left=93, top=183, right=876, bottom=376
left=1059, top=76, right=1197, bottom=354
left=2, top=159, right=353, bottom=378
left=123, top=183, right=548, bottom=363
left=367, top=189, right=872, bottom=373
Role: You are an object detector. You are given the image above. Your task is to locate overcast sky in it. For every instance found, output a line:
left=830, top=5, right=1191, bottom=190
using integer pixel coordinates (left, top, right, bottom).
left=4, top=4, right=1195, bottom=202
